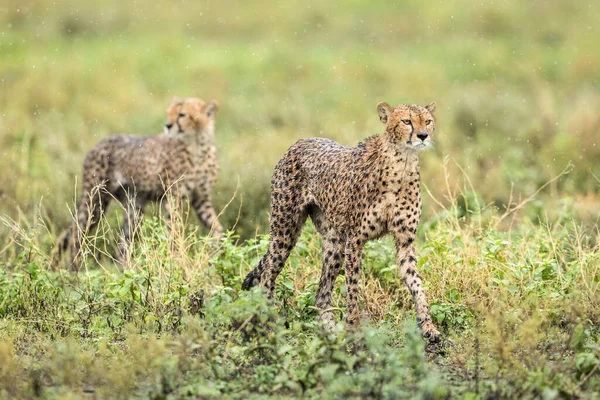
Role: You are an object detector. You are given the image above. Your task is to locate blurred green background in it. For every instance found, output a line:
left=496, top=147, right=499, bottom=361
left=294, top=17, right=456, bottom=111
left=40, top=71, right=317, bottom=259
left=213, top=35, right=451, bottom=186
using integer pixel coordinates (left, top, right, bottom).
left=1, top=0, right=599, bottom=239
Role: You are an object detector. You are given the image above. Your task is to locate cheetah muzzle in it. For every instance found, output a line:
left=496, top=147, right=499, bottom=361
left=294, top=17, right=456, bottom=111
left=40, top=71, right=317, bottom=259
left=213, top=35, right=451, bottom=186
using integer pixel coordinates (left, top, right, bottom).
left=243, top=101, right=441, bottom=343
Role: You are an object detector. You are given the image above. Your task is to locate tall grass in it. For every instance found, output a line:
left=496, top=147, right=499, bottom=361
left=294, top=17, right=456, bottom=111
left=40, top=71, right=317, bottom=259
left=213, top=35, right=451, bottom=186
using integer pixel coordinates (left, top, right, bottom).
left=1, top=181, right=599, bottom=397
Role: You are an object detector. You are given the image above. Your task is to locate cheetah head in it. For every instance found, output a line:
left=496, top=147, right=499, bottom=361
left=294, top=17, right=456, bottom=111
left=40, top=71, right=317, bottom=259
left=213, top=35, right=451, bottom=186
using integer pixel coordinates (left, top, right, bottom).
left=376, top=102, right=436, bottom=151
left=164, top=97, right=219, bottom=138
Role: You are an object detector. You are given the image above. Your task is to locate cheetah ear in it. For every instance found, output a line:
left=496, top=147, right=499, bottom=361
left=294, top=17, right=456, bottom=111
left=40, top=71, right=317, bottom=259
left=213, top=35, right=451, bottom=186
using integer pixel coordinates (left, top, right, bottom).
left=425, top=102, right=436, bottom=115
left=377, top=102, right=392, bottom=124
left=204, top=100, right=219, bottom=118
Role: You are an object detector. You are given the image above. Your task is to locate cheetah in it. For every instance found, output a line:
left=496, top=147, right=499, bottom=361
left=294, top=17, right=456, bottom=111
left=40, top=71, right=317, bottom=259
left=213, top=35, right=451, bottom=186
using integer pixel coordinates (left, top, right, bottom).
left=242, top=101, right=441, bottom=343
left=53, top=97, right=223, bottom=269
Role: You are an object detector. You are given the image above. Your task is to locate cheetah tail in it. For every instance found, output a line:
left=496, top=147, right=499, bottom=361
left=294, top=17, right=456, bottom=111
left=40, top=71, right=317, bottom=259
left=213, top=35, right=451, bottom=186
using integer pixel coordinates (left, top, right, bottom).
left=241, top=268, right=260, bottom=290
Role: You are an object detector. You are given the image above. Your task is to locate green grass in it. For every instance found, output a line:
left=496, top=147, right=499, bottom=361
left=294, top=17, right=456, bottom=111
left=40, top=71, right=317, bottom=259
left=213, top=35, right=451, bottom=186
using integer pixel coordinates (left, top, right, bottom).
left=1, top=0, right=600, bottom=398
left=1, top=203, right=599, bottom=398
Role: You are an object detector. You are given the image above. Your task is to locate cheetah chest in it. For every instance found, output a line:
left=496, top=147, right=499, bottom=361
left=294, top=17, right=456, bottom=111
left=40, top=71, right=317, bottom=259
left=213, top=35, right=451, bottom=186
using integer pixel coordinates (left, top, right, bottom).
left=362, top=192, right=398, bottom=238
left=363, top=177, right=420, bottom=239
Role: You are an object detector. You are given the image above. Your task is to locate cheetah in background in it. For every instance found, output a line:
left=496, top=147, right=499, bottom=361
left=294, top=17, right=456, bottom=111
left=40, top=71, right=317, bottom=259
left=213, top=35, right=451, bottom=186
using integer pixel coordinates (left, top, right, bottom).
left=243, top=101, right=441, bottom=343
left=53, top=97, right=223, bottom=269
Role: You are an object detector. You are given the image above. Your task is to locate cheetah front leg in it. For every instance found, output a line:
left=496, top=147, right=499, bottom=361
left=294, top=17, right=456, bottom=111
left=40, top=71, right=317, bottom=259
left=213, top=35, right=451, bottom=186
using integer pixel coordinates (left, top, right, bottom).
left=344, top=237, right=365, bottom=326
left=191, top=191, right=223, bottom=238
left=394, top=231, right=441, bottom=343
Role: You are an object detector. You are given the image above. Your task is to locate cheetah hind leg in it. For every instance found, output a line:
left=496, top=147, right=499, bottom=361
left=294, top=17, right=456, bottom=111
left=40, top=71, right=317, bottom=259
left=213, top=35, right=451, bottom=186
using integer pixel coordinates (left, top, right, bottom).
left=243, top=204, right=308, bottom=296
left=309, top=205, right=345, bottom=330
left=315, top=237, right=344, bottom=330
left=242, top=241, right=297, bottom=292
left=258, top=208, right=307, bottom=298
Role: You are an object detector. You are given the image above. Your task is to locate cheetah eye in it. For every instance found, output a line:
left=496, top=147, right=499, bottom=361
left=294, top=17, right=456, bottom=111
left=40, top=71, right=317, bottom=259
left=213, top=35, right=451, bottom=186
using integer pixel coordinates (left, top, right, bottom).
left=178, top=113, right=186, bottom=118
left=426, top=120, right=432, bottom=126
left=401, top=119, right=412, bottom=125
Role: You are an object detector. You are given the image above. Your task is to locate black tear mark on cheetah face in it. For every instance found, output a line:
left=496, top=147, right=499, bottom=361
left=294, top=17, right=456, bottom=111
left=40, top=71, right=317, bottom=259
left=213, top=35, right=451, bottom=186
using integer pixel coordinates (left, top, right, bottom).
left=377, top=102, right=436, bottom=151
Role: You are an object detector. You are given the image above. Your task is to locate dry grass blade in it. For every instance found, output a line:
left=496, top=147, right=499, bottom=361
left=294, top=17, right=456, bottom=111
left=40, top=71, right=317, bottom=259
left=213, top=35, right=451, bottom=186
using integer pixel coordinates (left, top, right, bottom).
left=494, top=162, right=573, bottom=229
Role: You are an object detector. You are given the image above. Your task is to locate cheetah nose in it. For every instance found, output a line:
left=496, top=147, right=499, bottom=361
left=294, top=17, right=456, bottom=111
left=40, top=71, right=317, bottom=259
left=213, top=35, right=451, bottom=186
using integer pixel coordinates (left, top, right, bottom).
left=165, top=123, right=173, bottom=130
left=416, top=132, right=428, bottom=141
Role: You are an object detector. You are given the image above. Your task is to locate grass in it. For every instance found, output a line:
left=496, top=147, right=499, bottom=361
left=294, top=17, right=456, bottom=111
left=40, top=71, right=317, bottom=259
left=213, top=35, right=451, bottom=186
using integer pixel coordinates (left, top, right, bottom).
left=1, top=197, right=599, bottom=398
left=1, top=0, right=600, bottom=398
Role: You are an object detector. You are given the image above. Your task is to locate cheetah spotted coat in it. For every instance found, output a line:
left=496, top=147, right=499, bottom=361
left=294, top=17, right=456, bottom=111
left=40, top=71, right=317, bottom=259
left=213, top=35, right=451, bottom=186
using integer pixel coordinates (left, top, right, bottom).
left=243, top=101, right=441, bottom=342
left=54, top=98, right=223, bottom=269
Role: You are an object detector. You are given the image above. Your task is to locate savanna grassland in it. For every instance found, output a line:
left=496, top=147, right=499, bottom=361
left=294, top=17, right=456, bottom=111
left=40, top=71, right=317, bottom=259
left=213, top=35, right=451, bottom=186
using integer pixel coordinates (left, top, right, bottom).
left=1, top=0, right=600, bottom=398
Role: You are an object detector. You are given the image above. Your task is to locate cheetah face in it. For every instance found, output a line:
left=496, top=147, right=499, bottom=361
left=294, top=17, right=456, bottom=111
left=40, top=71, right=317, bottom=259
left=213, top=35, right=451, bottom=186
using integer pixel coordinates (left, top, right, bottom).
left=377, top=102, right=436, bottom=151
left=164, top=97, right=219, bottom=138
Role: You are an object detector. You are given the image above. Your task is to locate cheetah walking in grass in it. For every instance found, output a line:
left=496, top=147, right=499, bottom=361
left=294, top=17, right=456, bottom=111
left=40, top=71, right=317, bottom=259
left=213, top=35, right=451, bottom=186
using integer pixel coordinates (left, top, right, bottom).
left=53, top=97, right=223, bottom=269
left=243, top=101, right=441, bottom=342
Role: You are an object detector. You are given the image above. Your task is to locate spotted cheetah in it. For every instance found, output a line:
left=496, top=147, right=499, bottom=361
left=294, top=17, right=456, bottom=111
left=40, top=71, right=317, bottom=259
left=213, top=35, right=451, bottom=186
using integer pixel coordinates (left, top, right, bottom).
left=53, top=97, right=223, bottom=269
left=242, top=101, right=441, bottom=342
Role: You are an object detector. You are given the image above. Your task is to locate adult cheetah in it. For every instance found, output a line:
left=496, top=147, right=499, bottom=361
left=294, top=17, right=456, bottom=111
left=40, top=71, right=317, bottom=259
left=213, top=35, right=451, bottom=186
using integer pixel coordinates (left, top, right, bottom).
left=243, top=101, right=441, bottom=342
left=53, top=97, right=223, bottom=269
